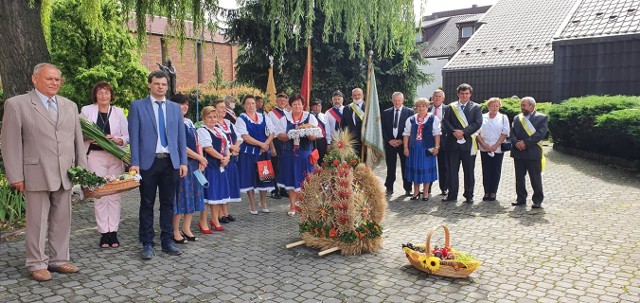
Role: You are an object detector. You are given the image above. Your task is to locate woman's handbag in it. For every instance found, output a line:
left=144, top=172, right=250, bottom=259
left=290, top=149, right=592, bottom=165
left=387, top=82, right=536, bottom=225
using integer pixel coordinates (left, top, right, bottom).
left=500, top=115, right=512, bottom=151
left=309, top=148, right=320, bottom=164
left=256, top=153, right=275, bottom=182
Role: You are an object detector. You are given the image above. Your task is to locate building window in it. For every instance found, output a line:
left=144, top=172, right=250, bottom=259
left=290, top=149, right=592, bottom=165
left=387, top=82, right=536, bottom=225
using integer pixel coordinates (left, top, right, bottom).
left=461, top=26, right=474, bottom=38
left=196, top=41, right=204, bottom=84
left=160, top=38, right=168, bottom=63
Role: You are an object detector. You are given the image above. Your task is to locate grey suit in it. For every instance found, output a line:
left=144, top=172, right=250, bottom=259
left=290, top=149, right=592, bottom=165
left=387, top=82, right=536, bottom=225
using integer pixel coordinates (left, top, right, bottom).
left=1, top=90, right=86, bottom=271
left=441, top=101, right=483, bottom=200
left=509, top=111, right=548, bottom=204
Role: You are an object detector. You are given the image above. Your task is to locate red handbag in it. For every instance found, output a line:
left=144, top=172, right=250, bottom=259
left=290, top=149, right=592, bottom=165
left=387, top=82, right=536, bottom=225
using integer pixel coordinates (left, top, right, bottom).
left=309, top=148, right=320, bottom=165
left=257, top=159, right=275, bottom=182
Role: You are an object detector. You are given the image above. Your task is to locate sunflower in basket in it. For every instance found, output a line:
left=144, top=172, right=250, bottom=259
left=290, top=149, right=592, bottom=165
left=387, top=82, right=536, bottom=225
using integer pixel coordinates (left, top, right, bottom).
left=424, top=256, right=441, bottom=272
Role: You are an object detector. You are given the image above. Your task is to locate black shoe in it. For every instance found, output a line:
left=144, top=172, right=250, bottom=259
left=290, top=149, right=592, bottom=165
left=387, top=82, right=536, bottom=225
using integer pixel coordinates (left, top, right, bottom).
left=141, top=244, right=154, bottom=260
left=386, top=190, right=393, bottom=196
left=488, top=193, right=497, bottom=201
left=99, top=233, right=110, bottom=249
left=219, top=216, right=230, bottom=223
left=109, top=231, right=120, bottom=248
left=532, top=202, right=542, bottom=209
left=161, top=243, right=182, bottom=256
left=410, top=193, right=421, bottom=200
left=173, top=233, right=186, bottom=244
left=442, top=196, right=457, bottom=202
left=440, top=190, right=448, bottom=196
left=464, top=197, right=473, bottom=204
left=512, top=201, right=526, bottom=206
left=181, top=231, right=198, bottom=242
left=422, top=194, right=430, bottom=201
left=281, top=191, right=289, bottom=198
left=270, top=191, right=281, bottom=199
left=405, top=191, right=412, bottom=197
left=482, top=194, right=490, bottom=201
left=226, top=214, right=236, bottom=222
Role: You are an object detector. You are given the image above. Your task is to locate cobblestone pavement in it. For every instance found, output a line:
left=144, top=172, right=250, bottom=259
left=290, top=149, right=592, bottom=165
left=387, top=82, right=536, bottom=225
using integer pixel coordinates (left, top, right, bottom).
left=1, top=147, right=640, bottom=302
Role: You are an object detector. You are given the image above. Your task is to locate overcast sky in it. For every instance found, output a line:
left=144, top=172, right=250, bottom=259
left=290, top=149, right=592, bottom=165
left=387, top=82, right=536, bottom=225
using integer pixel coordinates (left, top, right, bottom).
left=218, top=0, right=498, bottom=18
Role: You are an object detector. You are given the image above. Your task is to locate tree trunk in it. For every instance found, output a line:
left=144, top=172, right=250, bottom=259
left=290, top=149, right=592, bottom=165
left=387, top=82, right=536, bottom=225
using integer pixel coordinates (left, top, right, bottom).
left=0, top=0, right=50, bottom=112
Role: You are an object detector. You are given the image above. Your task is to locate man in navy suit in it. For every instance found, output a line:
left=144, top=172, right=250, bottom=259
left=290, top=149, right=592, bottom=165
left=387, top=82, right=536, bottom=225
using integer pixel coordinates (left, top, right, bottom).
left=381, top=92, right=414, bottom=196
left=428, top=89, right=449, bottom=196
left=341, top=88, right=366, bottom=158
left=128, top=70, right=188, bottom=260
left=441, top=83, right=482, bottom=203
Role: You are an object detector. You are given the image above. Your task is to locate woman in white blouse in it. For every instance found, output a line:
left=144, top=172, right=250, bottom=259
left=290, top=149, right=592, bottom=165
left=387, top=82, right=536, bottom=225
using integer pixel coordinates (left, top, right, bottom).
left=477, top=98, right=510, bottom=201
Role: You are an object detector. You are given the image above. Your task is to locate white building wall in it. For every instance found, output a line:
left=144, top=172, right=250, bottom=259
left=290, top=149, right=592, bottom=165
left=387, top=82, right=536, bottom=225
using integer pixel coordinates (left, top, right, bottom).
left=416, top=57, right=449, bottom=99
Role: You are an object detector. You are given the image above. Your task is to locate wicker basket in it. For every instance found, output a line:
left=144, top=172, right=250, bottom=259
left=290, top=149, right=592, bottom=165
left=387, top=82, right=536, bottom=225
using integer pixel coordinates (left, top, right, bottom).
left=404, top=225, right=480, bottom=278
left=83, top=179, right=140, bottom=199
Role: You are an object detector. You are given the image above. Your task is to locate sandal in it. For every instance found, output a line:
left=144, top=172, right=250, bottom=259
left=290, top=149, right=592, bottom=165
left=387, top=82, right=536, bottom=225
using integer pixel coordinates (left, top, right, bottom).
left=99, top=233, right=110, bottom=249
left=110, top=232, right=120, bottom=248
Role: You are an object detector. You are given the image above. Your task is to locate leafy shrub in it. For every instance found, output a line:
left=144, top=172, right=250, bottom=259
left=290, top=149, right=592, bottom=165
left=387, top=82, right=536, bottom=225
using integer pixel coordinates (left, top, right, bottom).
left=480, top=97, right=553, bottom=124
left=548, top=95, right=640, bottom=161
left=0, top=172, right=26, bottom=228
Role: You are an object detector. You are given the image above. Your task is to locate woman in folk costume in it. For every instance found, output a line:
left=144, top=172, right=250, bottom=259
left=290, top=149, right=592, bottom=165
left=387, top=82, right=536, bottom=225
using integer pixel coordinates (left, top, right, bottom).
left=235, top=95, right=277, bottom=215
left=197, top=106, right=230, bottom=232
left=80, top=82, right=129, bottom=249
left=171, top=94, right=206, bottom=241
left=403, top=98, right=442, bottom=201
left=275, top=93, right=318, bottom=217
left=213, top=99, right=241, bottom=223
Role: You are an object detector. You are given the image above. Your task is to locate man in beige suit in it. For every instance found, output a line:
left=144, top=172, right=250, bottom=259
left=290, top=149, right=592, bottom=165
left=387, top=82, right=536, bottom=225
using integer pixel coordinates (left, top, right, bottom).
left=1, top=63, right=87, bottom=282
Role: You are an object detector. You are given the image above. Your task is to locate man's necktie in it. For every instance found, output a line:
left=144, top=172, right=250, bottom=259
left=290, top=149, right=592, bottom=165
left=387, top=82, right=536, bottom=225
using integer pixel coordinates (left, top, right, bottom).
left=393, top=109, right=399, bottom=128
left=47, top=98, right=58, bottom=122
left=156, top=101, right=168, bottom=147
left=461, top=104, right=466, bottom=112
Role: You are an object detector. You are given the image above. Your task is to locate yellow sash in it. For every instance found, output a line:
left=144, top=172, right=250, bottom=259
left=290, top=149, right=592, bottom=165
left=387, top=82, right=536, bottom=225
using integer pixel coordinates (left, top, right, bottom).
left=350, top=103, right=364, bottom=122
left=451, top=103, right=478, bottom=156
left=518, top=115, right=546, bottom=172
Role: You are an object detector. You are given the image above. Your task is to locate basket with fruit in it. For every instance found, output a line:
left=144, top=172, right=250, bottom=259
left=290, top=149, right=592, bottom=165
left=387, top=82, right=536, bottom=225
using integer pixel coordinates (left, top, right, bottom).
left=402, top=225, right=480, bottom=278
left=67, top=167, right=141, bottom=199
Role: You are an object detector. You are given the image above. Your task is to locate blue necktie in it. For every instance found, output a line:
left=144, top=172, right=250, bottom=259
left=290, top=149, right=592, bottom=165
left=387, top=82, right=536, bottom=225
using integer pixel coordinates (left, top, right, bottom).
left=156, top=101, right=168, bottom=147
left=461, top=104, right=466, bottom=112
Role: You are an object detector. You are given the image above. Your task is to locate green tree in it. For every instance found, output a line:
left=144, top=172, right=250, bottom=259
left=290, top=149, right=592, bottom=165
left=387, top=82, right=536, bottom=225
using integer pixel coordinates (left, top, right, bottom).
left=226, top=1, right=431, bottom=109
left=49, top=0, right=148, bottom=107
left=0, top=0, right=416, bottom=101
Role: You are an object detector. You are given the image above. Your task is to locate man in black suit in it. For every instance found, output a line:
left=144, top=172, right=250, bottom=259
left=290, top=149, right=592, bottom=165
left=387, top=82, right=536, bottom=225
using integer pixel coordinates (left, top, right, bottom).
left=341, top=87, right=365, bottom=157
left=381, top=92, right=414, bottom=196
left=428, top=89, right=449, bottom=196
left=509, top=97, right=548, bottom=208
left=441, top=83, right=483, bottom=203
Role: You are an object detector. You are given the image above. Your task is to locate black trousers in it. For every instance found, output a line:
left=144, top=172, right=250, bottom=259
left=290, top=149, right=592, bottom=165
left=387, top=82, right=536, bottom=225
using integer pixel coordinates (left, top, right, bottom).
left=480, top=151, right=504, bottom=194
left=138, top=157, right=179, bottom=247
left=514, top=158, right=544, bottom=204
left=315, top=138, right=328, bottom=166
left=447, top=149, right=476, bottom=199
left=435, top=150, right=448, bottom=193
left=384, top=143, right=411, bottom=193
left=272, top=140, right=283, bottom=192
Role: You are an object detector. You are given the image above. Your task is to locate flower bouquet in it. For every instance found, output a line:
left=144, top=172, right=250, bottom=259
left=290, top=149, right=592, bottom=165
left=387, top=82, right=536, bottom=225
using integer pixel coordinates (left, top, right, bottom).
left=287, top=124, right=323, bottom=147
left=80, top=117, right=131, bottom=166
left=402, top=225, right=481, bottom=278
left=68, top=166, right=141, bottom=199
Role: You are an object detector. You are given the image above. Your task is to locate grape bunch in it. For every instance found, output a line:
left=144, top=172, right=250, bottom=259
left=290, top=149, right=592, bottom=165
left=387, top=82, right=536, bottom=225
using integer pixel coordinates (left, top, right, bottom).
left=401, top=243, right=425, bottom=253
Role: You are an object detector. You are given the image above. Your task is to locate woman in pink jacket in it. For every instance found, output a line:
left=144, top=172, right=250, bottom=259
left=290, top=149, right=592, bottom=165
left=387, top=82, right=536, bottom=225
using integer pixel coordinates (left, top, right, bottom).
left=80, top=82, right=129, bottom=249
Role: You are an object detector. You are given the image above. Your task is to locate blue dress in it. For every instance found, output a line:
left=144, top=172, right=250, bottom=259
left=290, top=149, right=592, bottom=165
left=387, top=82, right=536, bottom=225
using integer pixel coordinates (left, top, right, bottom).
left=201, top=126, right=231, bottom=204
left=216, top=119, right=241, bottom=202
left=406, top=115, right=438, bottom=183
left=277, top=114, right=315, bottom=191
left=174, top=119, right=205, bottom=214
left=238, top=114, right=275, bottom=192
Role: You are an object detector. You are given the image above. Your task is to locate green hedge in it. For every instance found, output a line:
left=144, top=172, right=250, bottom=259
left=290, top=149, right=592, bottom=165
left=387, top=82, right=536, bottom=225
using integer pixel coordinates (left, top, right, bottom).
left=480, top=97, right=552, bottom=124
left=548, top=95, right=640, bottom=161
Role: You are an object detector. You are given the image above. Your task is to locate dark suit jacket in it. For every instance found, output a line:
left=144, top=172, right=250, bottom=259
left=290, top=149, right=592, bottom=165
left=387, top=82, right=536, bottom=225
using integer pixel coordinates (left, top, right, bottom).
left=441, top=101, right=483, bottom=152
left=128, top=97, right=187, bottom=170
left=429, top=104, right=449, bottom=150
left=381, top=106, right=414, bottom=144
left=340, top=103, right=364, bottom=144
left=509, top=111, right=548, bottom=160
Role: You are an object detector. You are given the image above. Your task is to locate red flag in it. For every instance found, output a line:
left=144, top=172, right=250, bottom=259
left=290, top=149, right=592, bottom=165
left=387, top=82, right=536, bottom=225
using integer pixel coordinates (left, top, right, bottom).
left=300, top=40, right=312, bottom=110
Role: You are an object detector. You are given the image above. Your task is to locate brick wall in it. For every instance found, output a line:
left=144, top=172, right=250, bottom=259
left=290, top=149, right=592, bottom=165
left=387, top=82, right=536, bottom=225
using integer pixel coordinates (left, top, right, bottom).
left=138, top=34, right=237, bottom=89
